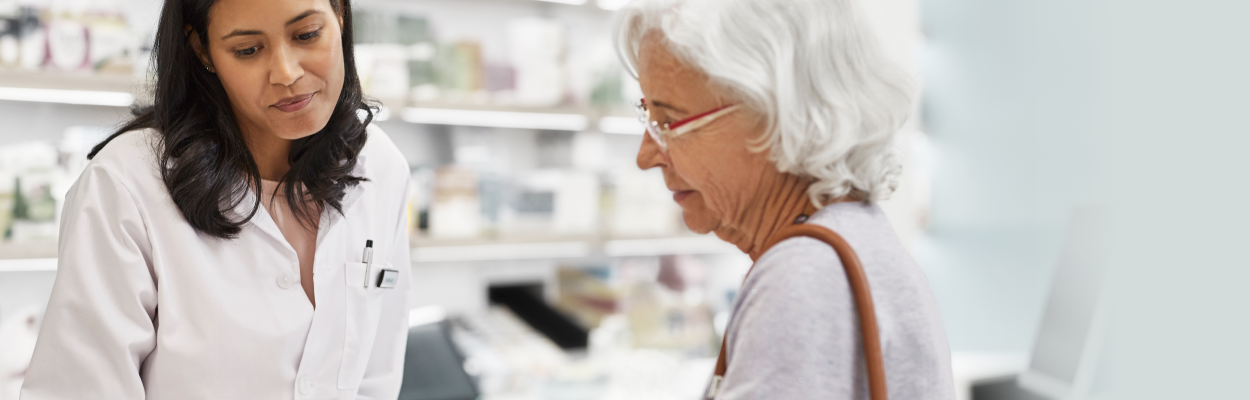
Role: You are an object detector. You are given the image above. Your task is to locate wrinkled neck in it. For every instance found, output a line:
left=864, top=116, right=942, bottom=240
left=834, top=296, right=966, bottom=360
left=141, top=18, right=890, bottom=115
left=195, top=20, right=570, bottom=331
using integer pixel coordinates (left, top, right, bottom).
left=713, top=173, right=818, bottom=261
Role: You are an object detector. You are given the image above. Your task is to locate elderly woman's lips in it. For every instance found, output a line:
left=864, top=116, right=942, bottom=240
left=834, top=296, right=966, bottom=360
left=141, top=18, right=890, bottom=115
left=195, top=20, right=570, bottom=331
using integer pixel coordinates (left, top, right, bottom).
left=672, top=190, right=695, bottom=202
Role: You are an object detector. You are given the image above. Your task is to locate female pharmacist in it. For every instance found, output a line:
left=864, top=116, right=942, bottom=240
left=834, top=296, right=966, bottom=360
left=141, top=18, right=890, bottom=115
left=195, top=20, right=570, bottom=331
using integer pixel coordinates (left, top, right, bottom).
left=20, top=0, right=412, bottom=399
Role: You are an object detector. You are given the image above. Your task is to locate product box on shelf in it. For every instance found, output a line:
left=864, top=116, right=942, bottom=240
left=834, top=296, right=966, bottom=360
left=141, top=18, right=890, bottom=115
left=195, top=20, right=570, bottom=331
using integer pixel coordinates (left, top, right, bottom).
left=0, top=5, right=139, bottom=76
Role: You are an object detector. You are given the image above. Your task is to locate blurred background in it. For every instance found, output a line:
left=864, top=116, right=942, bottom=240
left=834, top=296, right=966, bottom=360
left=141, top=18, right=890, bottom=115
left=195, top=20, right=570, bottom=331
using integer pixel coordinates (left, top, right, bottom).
left=0, top=0, right=1247, bottom=399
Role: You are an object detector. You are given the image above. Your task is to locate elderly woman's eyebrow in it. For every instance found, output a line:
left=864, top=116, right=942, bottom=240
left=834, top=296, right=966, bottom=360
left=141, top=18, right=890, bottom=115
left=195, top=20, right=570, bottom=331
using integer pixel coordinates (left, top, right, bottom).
left=649, top=99, right=688, bottom=114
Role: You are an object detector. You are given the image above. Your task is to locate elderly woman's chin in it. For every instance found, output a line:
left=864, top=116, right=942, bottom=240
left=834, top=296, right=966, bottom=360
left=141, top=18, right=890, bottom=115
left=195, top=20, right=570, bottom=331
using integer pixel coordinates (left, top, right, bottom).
left=678, top=195, right=723, bottom=234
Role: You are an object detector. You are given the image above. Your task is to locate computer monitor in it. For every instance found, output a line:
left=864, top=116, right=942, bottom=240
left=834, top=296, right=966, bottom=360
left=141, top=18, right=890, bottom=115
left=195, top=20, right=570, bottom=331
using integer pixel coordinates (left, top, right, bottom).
left=1018, top=208, right=1113, bottom=399
left=399, top=318, right=479, bottom=400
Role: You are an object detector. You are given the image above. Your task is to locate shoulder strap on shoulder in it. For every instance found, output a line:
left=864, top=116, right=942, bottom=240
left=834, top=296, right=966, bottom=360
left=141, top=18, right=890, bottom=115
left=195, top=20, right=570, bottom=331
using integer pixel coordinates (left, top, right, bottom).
left=710, top=224, right=888, bottom=400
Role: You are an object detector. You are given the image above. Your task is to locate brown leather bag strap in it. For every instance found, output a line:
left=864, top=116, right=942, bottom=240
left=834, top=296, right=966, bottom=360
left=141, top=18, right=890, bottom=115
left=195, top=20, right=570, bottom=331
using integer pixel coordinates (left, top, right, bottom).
left=710, top=224, right=888, bottom=400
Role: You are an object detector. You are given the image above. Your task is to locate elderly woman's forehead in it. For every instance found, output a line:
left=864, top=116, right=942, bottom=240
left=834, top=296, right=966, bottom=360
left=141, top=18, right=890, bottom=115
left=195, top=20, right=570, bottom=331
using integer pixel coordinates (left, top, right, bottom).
left=639, top=33, right=698, bottom=76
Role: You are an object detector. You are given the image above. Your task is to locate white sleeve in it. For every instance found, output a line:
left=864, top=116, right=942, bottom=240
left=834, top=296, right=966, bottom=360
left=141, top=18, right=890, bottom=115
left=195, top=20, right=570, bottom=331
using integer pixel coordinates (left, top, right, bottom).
left=356, top=176, right=412, bottom=399
left=21, top=166, right=156, bottom=400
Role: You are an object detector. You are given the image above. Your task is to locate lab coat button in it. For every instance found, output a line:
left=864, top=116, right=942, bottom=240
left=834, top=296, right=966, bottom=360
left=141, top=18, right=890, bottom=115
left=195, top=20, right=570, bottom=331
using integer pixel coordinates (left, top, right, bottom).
left=298, top=377, right=314, bottom=394
left=277, top=272, right=295, bottom=289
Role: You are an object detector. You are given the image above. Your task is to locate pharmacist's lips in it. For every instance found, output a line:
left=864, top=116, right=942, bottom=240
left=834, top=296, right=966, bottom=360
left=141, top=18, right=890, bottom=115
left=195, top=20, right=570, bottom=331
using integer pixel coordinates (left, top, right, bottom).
left=271, top=93, right=316, bottom=112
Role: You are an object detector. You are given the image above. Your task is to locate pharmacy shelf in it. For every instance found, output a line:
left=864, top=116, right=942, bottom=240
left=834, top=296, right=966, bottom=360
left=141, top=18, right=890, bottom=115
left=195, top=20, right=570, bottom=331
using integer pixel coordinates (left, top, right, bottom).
left=0, top=70, right=139, bottom=107
left=413, top=240, right=592, bottom=262
left=603, top=236, right=741, bottom=257
left=0, top=257, right=57, bottom=272
left=0, top=239, right=57, bottom=261
left=373, top=97, right=638, bottom=133
left=0, top=239, right=58, bottom=273
left=410, top=234, right=740, bottom=263
left=0, top=71, right=642, bottom=133
left=0, top=234, right=740, bottom=271
left=360, top=0, right=625, bottom=12
left=0, top=69, right=136, bottom=93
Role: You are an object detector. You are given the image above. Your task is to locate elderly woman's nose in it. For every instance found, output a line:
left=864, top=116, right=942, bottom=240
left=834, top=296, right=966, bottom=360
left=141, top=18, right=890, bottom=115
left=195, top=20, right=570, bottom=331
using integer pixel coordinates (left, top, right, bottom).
left=636, top=132, right=666, bottom=170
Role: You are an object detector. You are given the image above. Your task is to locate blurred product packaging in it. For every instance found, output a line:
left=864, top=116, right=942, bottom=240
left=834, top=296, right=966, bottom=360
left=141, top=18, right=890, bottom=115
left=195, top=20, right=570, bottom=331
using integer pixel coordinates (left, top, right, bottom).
left=0, top=169, right=12, bottom=240
left=409, top=168, right=434, bottom=236
left=0, top=2, right=137, bottom=75
left=352, top=7, right=579, bottom=108
left=607, top=167, right=681, bottom=237
left=45, top=17, right=89, bottom=71
left=435, top=41, right=484, bottom=102
left=556, top=267, right=619, bottom=330
left=429, top=166, right=482, bottom=239
left=507, top=17, right=565, bottom=107
left=0, top=141, right=60, bottom=242
left=496, top=170, right=600, bottom=238
left=85, top=14, right=134, bottom=74
left=554, top=258, right=719, bottom=358
left=622, top=256, right=717, bottom=356
left=354, top=10, right=491, bottom=104
left=0, top=7, right=44, bottom=71
left=0, top=126, right=110, bottom=244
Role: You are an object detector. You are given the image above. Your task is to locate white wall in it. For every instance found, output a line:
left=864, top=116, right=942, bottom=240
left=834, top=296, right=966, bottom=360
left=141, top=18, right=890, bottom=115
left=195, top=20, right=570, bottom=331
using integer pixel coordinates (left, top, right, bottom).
left=921, top=0, right=1250, bottom=397
left=914, top=0, right=1123, bottom=352
left=1088, top=0, right=1250, bottom=397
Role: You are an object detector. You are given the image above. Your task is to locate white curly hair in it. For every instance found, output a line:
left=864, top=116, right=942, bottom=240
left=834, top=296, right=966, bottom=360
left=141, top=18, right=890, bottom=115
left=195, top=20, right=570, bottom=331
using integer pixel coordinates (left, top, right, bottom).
left=615, top=0, right=915, bottom=204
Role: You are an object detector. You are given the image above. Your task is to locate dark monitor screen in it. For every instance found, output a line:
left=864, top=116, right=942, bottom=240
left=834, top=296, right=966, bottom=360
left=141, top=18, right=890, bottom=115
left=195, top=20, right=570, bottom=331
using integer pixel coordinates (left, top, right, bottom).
left=399, top=321, right=479, bottom=400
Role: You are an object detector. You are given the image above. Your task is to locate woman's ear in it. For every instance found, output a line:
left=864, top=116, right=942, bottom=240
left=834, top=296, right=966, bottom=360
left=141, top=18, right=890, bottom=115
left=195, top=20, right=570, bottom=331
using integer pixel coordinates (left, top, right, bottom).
left=184, top=25, right=215, bottom=73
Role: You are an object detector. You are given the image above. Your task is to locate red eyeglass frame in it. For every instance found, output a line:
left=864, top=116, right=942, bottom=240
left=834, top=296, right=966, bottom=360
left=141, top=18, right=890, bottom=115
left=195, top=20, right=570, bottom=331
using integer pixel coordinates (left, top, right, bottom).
left=636, top=98, right=741, bottom=151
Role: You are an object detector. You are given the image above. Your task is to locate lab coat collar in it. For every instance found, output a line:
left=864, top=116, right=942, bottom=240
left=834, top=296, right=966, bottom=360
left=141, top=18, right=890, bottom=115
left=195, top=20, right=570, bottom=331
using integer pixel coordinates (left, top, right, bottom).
left=230, top=154, right=369, bottom=243
left=237, top=189, right=288, bottom=251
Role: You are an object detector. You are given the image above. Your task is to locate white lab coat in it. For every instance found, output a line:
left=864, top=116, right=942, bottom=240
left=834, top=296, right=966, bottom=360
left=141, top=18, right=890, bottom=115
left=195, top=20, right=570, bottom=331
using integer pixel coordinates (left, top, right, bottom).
left=21, top=126, right=412, bottom=400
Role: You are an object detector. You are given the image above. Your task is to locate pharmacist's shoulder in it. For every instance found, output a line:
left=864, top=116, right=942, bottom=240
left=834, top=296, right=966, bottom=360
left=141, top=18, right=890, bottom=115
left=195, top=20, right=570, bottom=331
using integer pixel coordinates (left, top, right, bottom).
left=81, top=128, right=163, bottom=191
left=361, top=124, right=409, bottom=183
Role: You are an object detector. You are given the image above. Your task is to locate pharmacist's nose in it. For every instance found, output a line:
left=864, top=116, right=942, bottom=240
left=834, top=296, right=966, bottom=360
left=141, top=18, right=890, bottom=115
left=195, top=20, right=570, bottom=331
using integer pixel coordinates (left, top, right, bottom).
left=269, top=45, right=304, bottom=87
left=637, top=132, right=667, bottom=170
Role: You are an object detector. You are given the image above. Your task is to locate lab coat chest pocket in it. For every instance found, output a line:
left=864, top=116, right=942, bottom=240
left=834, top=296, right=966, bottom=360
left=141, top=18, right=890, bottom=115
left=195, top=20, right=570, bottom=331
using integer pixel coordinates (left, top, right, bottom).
left=339, top=261, right=389, bottom=389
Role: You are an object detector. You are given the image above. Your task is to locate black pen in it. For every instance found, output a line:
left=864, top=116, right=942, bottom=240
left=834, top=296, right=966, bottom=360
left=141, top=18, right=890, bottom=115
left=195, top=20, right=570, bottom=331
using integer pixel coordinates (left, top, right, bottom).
left=362, top=240, right=373, bottom=288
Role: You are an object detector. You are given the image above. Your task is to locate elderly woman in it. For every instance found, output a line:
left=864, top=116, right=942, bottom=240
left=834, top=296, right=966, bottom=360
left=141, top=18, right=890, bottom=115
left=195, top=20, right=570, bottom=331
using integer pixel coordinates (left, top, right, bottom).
left=616, top=0, right=954, bottom=399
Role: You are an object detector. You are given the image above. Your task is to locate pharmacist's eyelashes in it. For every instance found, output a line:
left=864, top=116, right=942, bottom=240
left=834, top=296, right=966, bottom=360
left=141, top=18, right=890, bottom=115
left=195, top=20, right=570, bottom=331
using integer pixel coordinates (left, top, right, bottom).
left=235, top=46, right=260, bottom=58
left=231, top=29, right=321, bottom=58
left=296, top=29, right=322, bottom=42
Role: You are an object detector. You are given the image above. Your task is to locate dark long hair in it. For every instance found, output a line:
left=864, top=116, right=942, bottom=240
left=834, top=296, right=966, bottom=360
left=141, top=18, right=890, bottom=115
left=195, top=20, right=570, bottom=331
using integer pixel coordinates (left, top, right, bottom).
left=89, top=0, right=374, bottom=239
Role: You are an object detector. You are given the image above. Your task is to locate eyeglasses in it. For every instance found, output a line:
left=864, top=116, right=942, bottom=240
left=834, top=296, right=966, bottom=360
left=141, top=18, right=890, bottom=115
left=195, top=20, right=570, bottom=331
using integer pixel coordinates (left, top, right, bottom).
left=635, top=98, right=741, bottom=152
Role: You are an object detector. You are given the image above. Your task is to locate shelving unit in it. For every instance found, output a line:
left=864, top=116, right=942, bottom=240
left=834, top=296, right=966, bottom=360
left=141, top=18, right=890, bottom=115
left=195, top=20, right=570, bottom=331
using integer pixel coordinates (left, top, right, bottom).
left=0, top=71, right=642, bottom=134
left=0, top=70, right=138, bottom=107
left=0, top=258, right=56, bottom=272
left=0, top=70, right=136, bottom=93
left=410, top=233, right=738, bottom=263
left=0, top=233, right=741, bottom=268
left=396, top=104, right=635, bottom=133
left=0, top=240, right=57, bottom=262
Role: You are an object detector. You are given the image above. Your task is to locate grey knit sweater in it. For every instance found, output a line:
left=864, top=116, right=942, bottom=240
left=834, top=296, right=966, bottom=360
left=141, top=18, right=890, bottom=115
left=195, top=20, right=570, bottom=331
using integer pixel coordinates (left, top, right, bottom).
left=710, top=202, right=955, bottom=400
